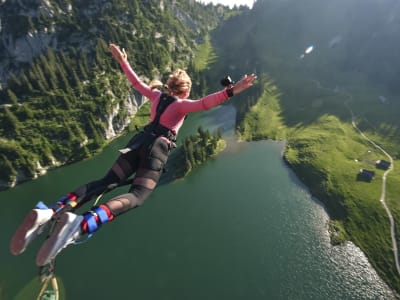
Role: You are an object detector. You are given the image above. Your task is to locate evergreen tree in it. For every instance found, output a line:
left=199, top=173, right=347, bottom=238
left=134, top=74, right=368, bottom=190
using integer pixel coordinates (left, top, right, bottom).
left=3, top=107, right=20, bottom=136
left=7, top=89, right=18, bottom=105
left=56, top=60, right=72, bottom=91
left=87, top=116, right=104, bottom=148
left=0, top=154, right=17, bottom=183
left=18, top=104, right=34, bottom=120
left=7, top=73, right=22, bottom=94
left=30, top=64, right=48, bottom=92
left=20, top=72, right=34, bottom=93
left=71, top=69, right=83, bottom=94
left=39, top=53, right=58, bottom=90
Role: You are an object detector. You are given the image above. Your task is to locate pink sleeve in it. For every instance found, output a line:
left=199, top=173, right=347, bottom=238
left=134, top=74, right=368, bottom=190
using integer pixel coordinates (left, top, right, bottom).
left=120, top=61, right=160, bottom=101
left=178, top=90, right=230, bottom=114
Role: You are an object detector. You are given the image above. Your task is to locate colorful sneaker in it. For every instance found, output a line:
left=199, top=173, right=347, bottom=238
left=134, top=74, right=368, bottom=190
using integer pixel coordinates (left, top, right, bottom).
left=36, top=212, right=83, bottom=266
left=10, top=208, right=54, bottom=255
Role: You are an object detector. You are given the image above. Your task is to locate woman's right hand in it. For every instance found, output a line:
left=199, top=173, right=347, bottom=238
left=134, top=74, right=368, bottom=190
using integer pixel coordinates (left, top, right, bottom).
left=109, top=43, right=128, bottom=64
left=232, top=74, right=257, bottom=95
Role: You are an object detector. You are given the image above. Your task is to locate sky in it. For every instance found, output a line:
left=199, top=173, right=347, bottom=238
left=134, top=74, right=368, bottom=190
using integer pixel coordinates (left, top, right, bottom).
left=195, top=0, right=254, bottom=8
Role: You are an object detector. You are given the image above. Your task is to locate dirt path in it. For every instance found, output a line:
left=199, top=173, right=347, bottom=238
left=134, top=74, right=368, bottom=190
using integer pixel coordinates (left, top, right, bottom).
left=349, top=109, right=399, bottom=274
left=311, top=79, right=399, bottom=274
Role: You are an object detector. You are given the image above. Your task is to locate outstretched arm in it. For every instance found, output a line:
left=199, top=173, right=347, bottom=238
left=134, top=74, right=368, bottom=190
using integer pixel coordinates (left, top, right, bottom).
left=177, top=73, right=258, bottom=113
left=109, top=43, right=160, bottom=101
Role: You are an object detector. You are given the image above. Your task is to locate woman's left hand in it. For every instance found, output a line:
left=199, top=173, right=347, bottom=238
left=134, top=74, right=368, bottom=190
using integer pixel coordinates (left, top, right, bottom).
left=232, top=74, right=257, bottom=95
left=110, top=43, right=128, bottom=64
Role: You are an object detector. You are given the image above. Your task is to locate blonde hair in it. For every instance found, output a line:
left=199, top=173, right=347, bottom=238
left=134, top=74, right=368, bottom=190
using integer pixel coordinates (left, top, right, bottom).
left=165, top=69, right=192, bottom=96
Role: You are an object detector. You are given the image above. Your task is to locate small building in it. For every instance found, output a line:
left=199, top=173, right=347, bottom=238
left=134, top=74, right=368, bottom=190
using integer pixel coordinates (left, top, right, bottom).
left=376, top=159, right=391, bottom=170
left=358, top=169, right=375, bottom=182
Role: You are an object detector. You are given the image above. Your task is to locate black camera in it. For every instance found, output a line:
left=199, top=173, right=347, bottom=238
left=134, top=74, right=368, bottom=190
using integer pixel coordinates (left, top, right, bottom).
left=220, top=75, right=234, bottom=87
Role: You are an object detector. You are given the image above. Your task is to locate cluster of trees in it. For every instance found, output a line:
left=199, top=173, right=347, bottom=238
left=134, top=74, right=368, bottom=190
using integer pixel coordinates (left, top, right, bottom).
left=0, top=0, right=240, bottom=187
left=179, top=126, right=224, bottom=177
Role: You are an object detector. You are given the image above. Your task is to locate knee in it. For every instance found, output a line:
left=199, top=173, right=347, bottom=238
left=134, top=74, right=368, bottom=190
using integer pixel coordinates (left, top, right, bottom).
left=107, top=187, right=151, bottom=216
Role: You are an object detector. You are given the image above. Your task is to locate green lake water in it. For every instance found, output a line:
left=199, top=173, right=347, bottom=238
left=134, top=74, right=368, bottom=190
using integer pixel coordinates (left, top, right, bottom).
left=0, top=105, right=396, bottom=299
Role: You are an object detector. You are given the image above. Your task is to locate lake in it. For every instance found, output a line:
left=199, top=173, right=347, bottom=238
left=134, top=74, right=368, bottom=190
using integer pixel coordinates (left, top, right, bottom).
left=1, top=105, right=396, bottom=299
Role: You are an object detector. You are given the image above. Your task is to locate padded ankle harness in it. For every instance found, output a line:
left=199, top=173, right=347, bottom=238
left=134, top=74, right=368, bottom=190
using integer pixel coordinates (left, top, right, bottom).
left=83, top=206, right=110, bottom=234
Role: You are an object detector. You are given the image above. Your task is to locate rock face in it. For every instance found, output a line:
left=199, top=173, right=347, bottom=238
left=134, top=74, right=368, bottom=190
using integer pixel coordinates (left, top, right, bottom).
left=104, top=93, right=145, bottom=139
left=1, top=0, right=55, bottom=81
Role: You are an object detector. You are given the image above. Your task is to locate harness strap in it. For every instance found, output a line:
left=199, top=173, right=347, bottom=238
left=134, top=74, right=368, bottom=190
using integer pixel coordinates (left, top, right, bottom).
left=82, top=206, right=111, bottom=234
left=146, top=93, right=177, bottom=141
left=36, top=201, right=49, bottom=210
left=50, top=194, right=78, bottom=213
left=93, top=206, right=109, bottom=224
left=83, top=212, right=99, bottom=234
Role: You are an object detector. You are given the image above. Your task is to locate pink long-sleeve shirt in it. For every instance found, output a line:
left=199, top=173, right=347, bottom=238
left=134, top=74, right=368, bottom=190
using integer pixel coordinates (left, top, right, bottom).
left=121, top=61, right=230, bottom=136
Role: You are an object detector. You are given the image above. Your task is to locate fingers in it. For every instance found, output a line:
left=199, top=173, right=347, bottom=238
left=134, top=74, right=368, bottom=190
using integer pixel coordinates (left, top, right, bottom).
left=240, top=73, right=257, bottom=87
left=232, top=73, right=257, bottom=95
left=109, top=44, right=119, bottom=57
left=243, top=73, right=257, bottom=83
left=109, top=43, right=120, bottom=54
left=109, top=43, right=127, bottom=63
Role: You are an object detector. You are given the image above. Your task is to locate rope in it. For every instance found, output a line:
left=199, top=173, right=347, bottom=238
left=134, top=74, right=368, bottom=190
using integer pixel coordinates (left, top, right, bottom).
left=37, top=260, right=59, bottom=300
left=37, top=277, right=59, bottom=300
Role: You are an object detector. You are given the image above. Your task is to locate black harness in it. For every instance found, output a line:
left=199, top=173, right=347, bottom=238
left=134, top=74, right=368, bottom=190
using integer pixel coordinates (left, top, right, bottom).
left=144, top=93, right=177, bottom=142
left=119, top=93, right=178, bottom=154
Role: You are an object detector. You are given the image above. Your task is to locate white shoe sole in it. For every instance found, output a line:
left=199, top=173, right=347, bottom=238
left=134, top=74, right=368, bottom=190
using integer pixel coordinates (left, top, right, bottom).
left=36, top=212, right=83, bottom=266
left=10, top=210, right=50, bottom=255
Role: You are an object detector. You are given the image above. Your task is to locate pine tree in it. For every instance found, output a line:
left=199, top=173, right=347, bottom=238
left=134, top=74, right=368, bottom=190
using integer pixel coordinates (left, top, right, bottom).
left=184, top=138, right=195, bottom=166
left=3, top=107, right=20, bottom=135
left=39, top=53, right=58, bottom=90
left=8, top=73, right=22, bottom=93
left=20, top=72, right=34, bottom=93
left=7, top=89, right=18, bottom=105
left=39, top=137, right=54, bottom=166
left=71, top=69, right=83, bottom=94
left=78, top=52, right=90, bottom=80
left=31, top=63, right=49, bottom=91
left=57, top=62, right=72, bottom=91
left=87, top=115, right=104, bottom=148
left=19, top=104, right=34, bottom=120
left=0, top=154, right=17, bottom=183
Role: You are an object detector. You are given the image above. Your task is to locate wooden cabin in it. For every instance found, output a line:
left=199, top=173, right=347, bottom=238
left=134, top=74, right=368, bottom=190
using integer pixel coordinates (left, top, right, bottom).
left=358, top=169, right=375, bottom=182
left=376, top=159, right=391, bottom=170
